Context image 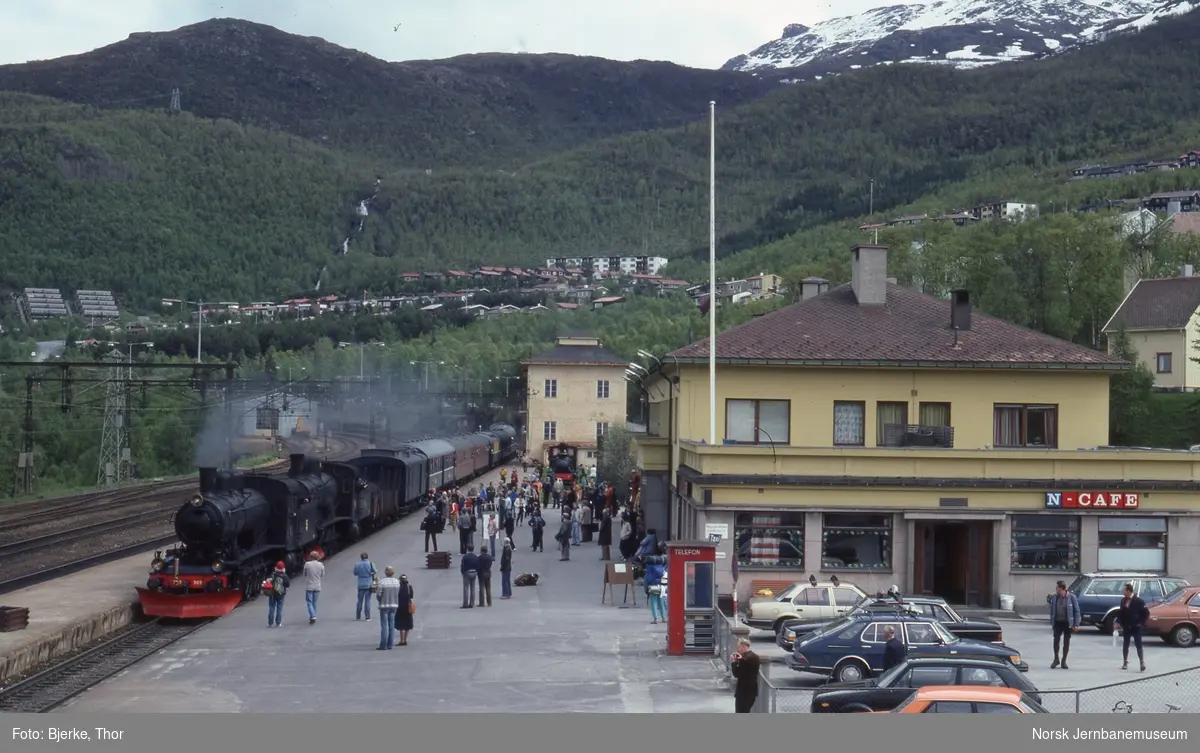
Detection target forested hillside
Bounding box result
[0,18,782,166]
[6,12,1200,304]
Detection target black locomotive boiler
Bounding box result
[138,454,377,618]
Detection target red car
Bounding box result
[1144,586,1200,647]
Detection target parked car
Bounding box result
[1048,573,1190,634]
[787,611,1028,683]
[1144,585,1200,647]
[743,575,866,634]
[810,657,1042,713]
[777,594,1005,652]
[888,686,1048,714]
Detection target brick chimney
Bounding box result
[800,277,829,301]
[851,245,888,306]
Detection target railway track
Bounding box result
[0,618,211,712]
[0,433,367,597]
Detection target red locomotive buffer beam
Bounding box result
[137,573,243,618]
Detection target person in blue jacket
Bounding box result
[644,550,667,625]
[353,552,376,621]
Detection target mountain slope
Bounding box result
[723,0,1158,76]
[0,18,782,166]
[5,9,1200,305]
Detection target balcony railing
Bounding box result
[881,423,954,449]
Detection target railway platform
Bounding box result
[0,551,155,685]
[59,466,735,713]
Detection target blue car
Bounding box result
[787,611,1028,684]
[1049,573,1190,634]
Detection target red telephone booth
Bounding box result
[666,540,717,656]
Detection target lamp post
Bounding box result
[338,341,385,380]
[127,341,154,380]
[162,298,222,363]
[410,360,444,391]
[495,374,521,397]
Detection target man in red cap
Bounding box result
[266,562,290,628]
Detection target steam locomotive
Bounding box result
[138,423,517,618]
[547,443,579,487]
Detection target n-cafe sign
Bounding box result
[1045,491,1140,510]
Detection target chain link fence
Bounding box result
[1034,666,1200,714]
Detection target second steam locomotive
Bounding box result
[138,424,517,618]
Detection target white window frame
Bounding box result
[543,421,557,441]
[544,379,558,398]
[597,379,610,399]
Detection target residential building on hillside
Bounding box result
[545,255,668,276]
[972,201,1038,222]
[1103,269,1200,392]
[1143,190,1200,213]
[1115,208,1161,239]
[631,243,1200,613]
[1166,212,1200,237]
[521,334,630,464]
[746,273,783,298]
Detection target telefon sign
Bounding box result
[1044,491,1140,510]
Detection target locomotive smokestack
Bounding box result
[198,467,218,493]
[289,453,305,476]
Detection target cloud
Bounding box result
[0,0,889,69]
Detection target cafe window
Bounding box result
[1098,517,1167,571]
[993,404,1058,448]
[1010,515,1079,571]
[734,512,804,569]
[725,399,790,444]
[822,513,891,570]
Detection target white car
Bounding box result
[743,578,866,634]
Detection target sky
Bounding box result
[0,0,895,69]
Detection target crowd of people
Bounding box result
[260,459,667,653]
[417,461,666,616]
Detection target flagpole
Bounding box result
[708,101,717,446]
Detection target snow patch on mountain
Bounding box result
[723,0,1166,77]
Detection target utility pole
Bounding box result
[224,368,235,470]
[368,377,377,448]
[18,376,35,496]
[97,349,127,486]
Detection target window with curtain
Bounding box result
[734,512,804,568]
[822,513,891,569]
[994,405,1058,448]
[1010,515,1079,571]
[1098,517,1167,571]
[877,401,908,445]
[833,402,865,446]
[724,399,790,444]
[919,402,951,427]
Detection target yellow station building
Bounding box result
[632,244,1200,611]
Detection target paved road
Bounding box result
[749,617,1200,713]
[59,503,733,713]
